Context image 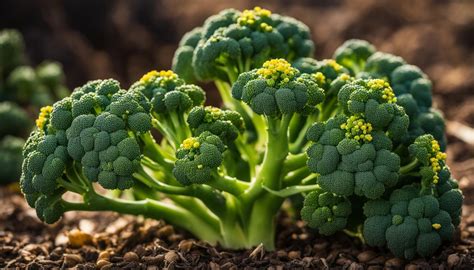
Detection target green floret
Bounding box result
[173,132,226,185]
[0,136,25,184]
[173,7,314,83]
[0,101,32,137]
[301,188,352,235]
[363,185,456,259]
[232,58,324,117]
[333,39,375,74]
[0,29,24,75]
[187,106,244,143]
[364,52,406,79]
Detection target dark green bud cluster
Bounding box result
[338,79,409,140]
[292,58,350,89]
[0,136,25,184]
[232,58,324,116]
[187,106,244,144]
[173,7,314,82]
[333,39,376,75]
[363,185,457,259]
[306,115,400,199]
[0,29,24,75]
[301,188,352,235]
[0,101,32,137]
[173,132,226,185]
[333,40,446,149]
[408,134,447,186]
[130,70,205,115]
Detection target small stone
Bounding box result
[157,225,174,237]
[63,254,84,267]
[96,259,111,269]
[357,250,377,263]
[98,250,111,261]
[368,256,386,265]
[447,254,460,268]
[178,240,194,252]
[405,264,419,270]
[164,251,179,263]
[367,266,383,270]
[68,229,93,248]
[385,257,404,268]
[336,257,352,266]
[348,262,364,270]
[288,250,301,260]
[123,251,139,262]
[276,250,287,258]
[313,241,329,251]
[143,255,164,264]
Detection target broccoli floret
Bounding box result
[363,185,456,259]
[232,58,324,117]
[333,39,375,75]
[301,188,352,235]
[173,132,226,185]
[0,29,24,76]
[0,136,25,184]
[0,101,32,137]
[173,7,314,83]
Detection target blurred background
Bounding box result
[0,0,473,170]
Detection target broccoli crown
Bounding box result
[338,79,409,140]
[187,106,244,143]
[20,79,153,223]
[434,167,463,226]
[173,7,314,82]
[232,58,324,116]
[306,79,410,199]
[173,132,226,185]
[363,52,406,79]
[36,61,65,89]
[363,185,457,259]
[333,39,376,74]
[130,70,205,115]
[0,136,25,184]
[408,135,447,185]
[0,101,32,137]
[0,29,24,73]
[301,188,352,235]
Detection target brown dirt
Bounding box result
[1,0,474,269]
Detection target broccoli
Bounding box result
[0,136,25,184]
[19,8,461,260]
[0,101,32,137]
[0,29,24,77]
[333,39,447,149]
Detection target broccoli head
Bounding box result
[173,132,226,185]
[363,185,456,259]
[0,101,32,137]
[333,39,376,75]
[0,29,24,75]
[173,7,314,82]
[0,136,25,184]
[301,188,352,235]
[232,58,324,117]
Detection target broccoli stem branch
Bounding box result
[283,152,308,174]
[283,166,312,186]
[208,172,249,196]
[65,192,223,244]
[399,158,419,175]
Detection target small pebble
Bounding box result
[288,250,301,260]
[385,257,404,268]
[348,262,364,270]
[96,259,111,269]
[178,240,194,252]
[68,229,93,248]
[98,251,110,261]
[358,250,377,263]
[276,250,287,258]
[165,250,179,263]
[63,254,83,267]
[368,255,386,265]
[143,255,164,264]
[405,263,419,270]
[447,254,460,268]
[157,225,174,237]
[123,251,139,262]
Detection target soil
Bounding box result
[1,0,474,269]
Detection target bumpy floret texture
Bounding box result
[232,58,324,116]
[173,7,314,82]
[333,40,446,149]
[363,185,459,259]
[173,132,226,185]
[187,106,244,144]
[301,189,352,235]
[130,70,205,115]
[0,136,25,184]
[0,101,32,137]
[338,79,409,140]
[306,115,400,199]
[333,39,375,75]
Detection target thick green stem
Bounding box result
[66,192,223,244]
[283,152,308,174]
[244,115,291,249]
[208,172,249,196]
[399,158,419,175]
[283,166,311,186]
